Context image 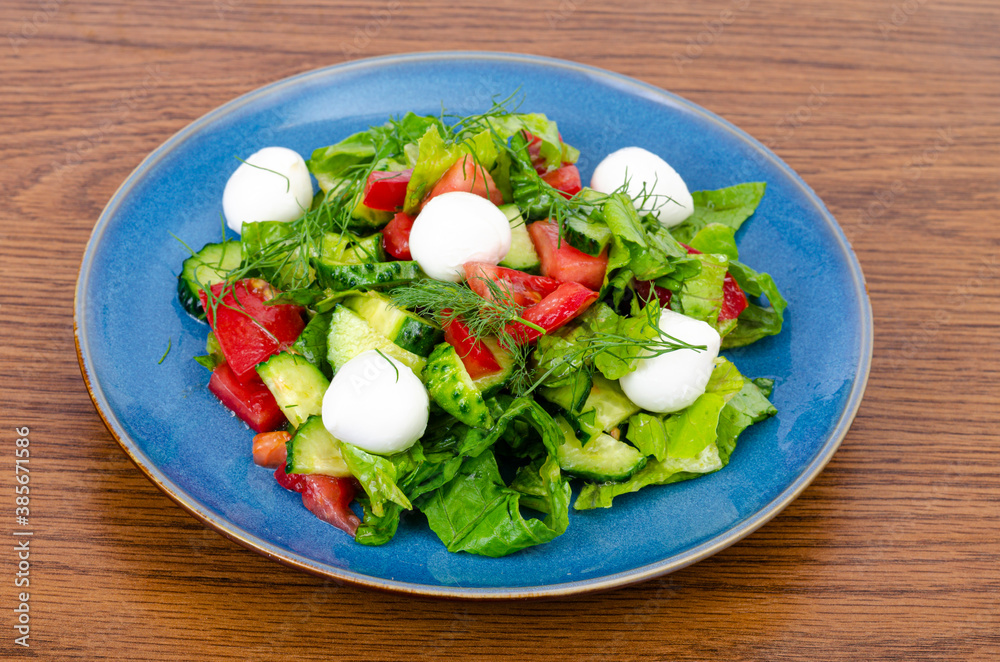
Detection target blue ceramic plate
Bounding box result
[75,52,872,599]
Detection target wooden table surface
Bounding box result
[2,0,998,659]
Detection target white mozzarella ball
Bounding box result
[409,192,511,282]
[619,309,722,414]
[590,146,694,228]
[322,350,429,455]
[222,146,314,234]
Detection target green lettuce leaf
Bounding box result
[307,113,443,194]
[723,260,788,348]
[402,126,499,214]
[307,130,377,194]
[716,380,777,466]
[577,357,775,509]
[670,182,767,244]
[575,443,724,510]
[339,443,412,517]
[289,311,333,378]
[688,223,739,261]
[416,451,570,557]
[672,252,728,325]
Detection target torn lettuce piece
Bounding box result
[575,443,724,510]
[307,112,442,194]
[339,442,412,517]
[577,357,776,509]
[669,182,767,244]
[402,126,498,213]
[724,259,788,348]
[671,251,728,326]
[416,451,570,557]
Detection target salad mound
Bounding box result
[178,96,787,558]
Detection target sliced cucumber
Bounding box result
[351,199,393,229]
[326,305,427,374]
[345,292,442,357]
[320,232,353,263]
[320,231,386,265]
[498,204,541,271]
[576,375,641,435]
[423,343,493,429]
[285,416,352,477]
[341,233,386,264]
[177,241,243,319]
[256,352,330,428]
[553,416,646,482]
[314,260,422,291]
[471,338,515,397]
[539,371,594,413]
[563,214,612,257]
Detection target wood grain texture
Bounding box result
[1,0,998,659]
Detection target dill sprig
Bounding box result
[389,278,545,339]
[520,303,708,397]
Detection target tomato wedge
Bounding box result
[541,164,582,199]
[682,244,748,321]
[382,211,416,260]
[252,431,291,468]
[463,262,561,307]
[720,273,748,321]
[507,281,599,343]
[362,169,412,211]
[443,317,502,379]
[208,361,287,433]
[200,279,305,383]
[423,155,503,208]
[274,464,361,536]
[527,219,608,291]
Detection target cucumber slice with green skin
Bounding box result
[314,260,422,291]
[498,204,541,271]
[326,305,427,374]
[351,199,393,229]
[320,232,353,263]
[539,371,594,413]
[321,231,386,265]
[423,343,493,429]
[256,352,330,429]
[553,415,646,482]
[177,241,243,319]
[562,213,612,257]
[341,233,386,264]
[285,416,352,477]
[472,338,515,397]
[345,292,442,357]
[575,375,641,436]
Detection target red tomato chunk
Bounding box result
[362,169,412,211]
[506,282,599,344]
[463,262,561,307]
[274,464,361,536]
[423,155,503,208]
[443,317,503,379]
[208,362,286,433]
[527,219,608,291]
[382,212,416,260]
[200,278,305,383]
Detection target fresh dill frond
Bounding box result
[389,279,543,339]
[234,156,292,193]
[519,303,708,396]
[374,348,400,382]
[158,338,172,365]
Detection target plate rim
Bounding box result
[74,50,873,600]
